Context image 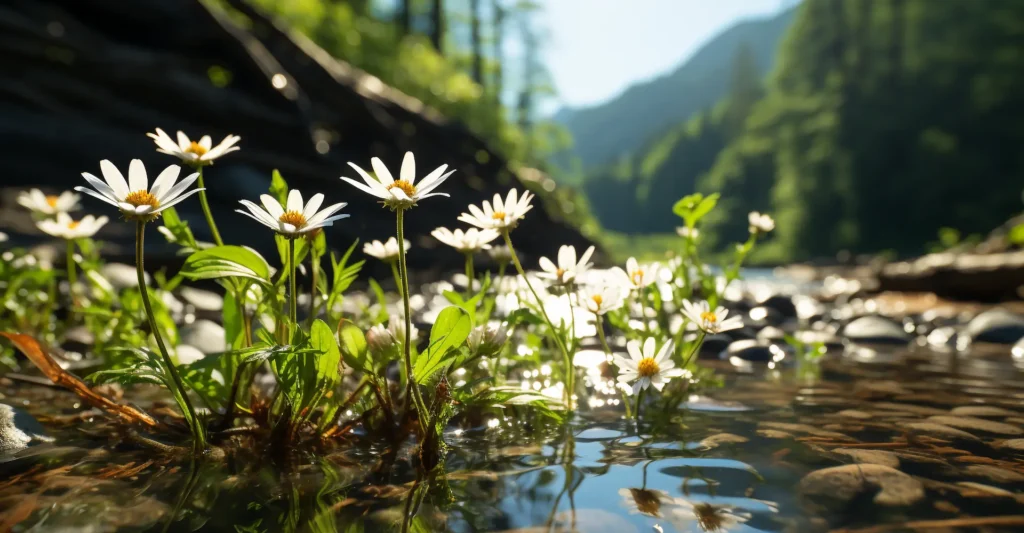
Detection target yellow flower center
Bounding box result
[491,211,506,220]
[631,270,644,285]
[637,357,659,378]
[278,210,307,229]
[385,180,416,197]
[700,311,718,323]
[124,190,160,208]
[556,267,566,278]
[591,294,603,306]
[185,141,208,156]
[67,220,81,230]
[45,195,59,208]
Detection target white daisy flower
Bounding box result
[387,315,419,347]
[36,212,109,240]
[488,245,513,264]
[363,237,408,262]
[611,257,659,290]
[341,152,454,210]
[147,128,241,166]
[0,232,7,242]
[458,189,535,231]
[578,284,624,315]
[537,245,595,285]
[236,190,348,237]
[431,227,500,253]
[748,211,775,234]
[681,300,744,334]
[615,337,683,395]
[75,160,203,222]
[676,226,699,239]
[18,189,80,215]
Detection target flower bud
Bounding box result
[387,315,419,348]
[488,245,513,265]
[366,324,397,356]
[468,323,509,357]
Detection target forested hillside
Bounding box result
[553,8,795,173]
[584,0,1024,261]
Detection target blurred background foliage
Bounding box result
[207,0,1024,264]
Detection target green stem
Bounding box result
[136,221,206,450]
[288,238,297,328]
[634,386,646,422]
[397,209,429,429]
[679,330,706,371]
[464,252,475,298]
[596,315,612,355]
[66,238,78,312]
[308,246,319,328]
[501,231,574,409]
[195,166,223,246]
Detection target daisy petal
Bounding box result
[99,160,129,199]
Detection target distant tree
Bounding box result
[491,0,506,103]
[398,0,412,37]
[430,0,445,53]
[469,0,483,85]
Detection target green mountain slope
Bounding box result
[554,8,796,171]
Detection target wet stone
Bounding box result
[965,309,1024,344]
[724,339,775,362]
[179,319,227,355]
[963,464,1024,483]
[759,422,853,440]
[950,405,1017,418]
[956,482,1015,497]
[759,294,798,319]
[1,403,52,454]
[180,286,224,312]
[837,409,873,420]
[175,344,206,365]
[842,316,911,344]
[756,325,788,342]
[697,333,733,359]
[927,415,1023,436]
[902,422,982,442]
[101,263,149,290]
[994,438,1024,450]
[799,464,925,507]
[833,449,900,468]
[700,433,750,449]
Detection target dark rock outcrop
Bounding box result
[0,0,591,274]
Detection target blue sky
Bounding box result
[530,0,788,112]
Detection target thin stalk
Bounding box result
[195,166,224,246]
[679,330,706,370]
[501,231,574,409]
[288,238,297,328]
[66,239,78,310]
[634,386,646,421]
[136,221,206,450]
[308,246,320,327]
[396,209,429,429]
[464,252,475,298]
[596,315,612,355]
[566,291,577,409]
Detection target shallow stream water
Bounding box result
[3,341,1024,532]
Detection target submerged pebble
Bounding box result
[799,464,925,507]
[0,403,52,455]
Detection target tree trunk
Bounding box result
[492,0,505,103]
[470,0,483,85]
[398,0,411,37]
[430,0,444,53]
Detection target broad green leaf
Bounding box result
[182,246,271,285]
[223,290,245,350]
[1009,223,1024,245]
[309,319,341,389]
[691,193,719,222]
[338,321,370,373]
[414,306,471,384]
[159,206,199,251]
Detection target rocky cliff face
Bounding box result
[0,0,590,272]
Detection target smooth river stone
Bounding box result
[0,404,52,454]
[833,449,900,468]
[964,309,1024,344]
[949,405,1018,418]
[927,415,1023,436]
[799,464,925,506]
[842,316,911,344]
[901,422,981,442]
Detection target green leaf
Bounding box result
[691,193,719,222]
[223,290,244,350]
[309,319,341,390]
[507,308,544,327]
[338,322,370,373]
[414,306,471,384]
[269,169,288,205]
[275,234,309,278]
[181,246,272,285]
[1009,223,1024,245]
[159,206,199,251]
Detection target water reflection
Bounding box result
[3,341,1024,531]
